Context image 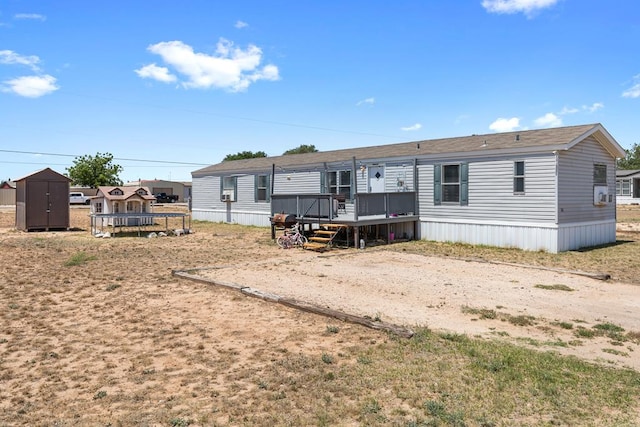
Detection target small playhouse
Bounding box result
[15,168,71,231]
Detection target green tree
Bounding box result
[223,151,267,161]
[283,144,318,155]
[618,143,640,169]
[66,152,123,188]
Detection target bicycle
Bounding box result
[277,223,308,249]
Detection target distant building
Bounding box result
[616,169,640,204]
[123,179,190,202]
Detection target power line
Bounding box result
[0,149,210,166]
[61,91,402,140]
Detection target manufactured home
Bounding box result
[616,169,640,204]
[192,123,625,253]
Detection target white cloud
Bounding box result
[534,112,562,127]
[0,50,41,71]
[584,102,603,113]
[14,13,46,21]
[401,123,422,131]
[235,20,248,29]
[622,74,640,98]
[489,117,520,132]
[2,75,58,97]
[139,38,279,92]
[134,63,177,83]
[481,0,558,16]
[559,106,579,115]
[356,97,375,106]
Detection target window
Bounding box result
[255,174,270,202]
[434,163,468,206]
[618,179,631,196]
[95,202,102,213]
[442,165,460,203]
[593,164,607,185]
[113,202,120,213]
[221,176,237,201]
[514,161,525,194]
[327,170,352,199]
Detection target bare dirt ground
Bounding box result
[1,205,639,425]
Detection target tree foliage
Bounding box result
[223,151,267,161]
[66,152,123,188]
[283,144,318,155]
[617,143,640,170]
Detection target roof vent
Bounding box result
[515,134,520,142]
[481,140,488,148]
[416,143,420,149]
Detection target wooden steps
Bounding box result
[304,224,347,252]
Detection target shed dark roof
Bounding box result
[193,123,623,176]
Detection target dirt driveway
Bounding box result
[191,248,640,371]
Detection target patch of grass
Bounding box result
[602,348,629,357]
[105,283,121,291]
[64,251,97,267]
[535,283,575,291]
[575,327,597,338]
[551,321,574,330]
[461,305,497,319]
[504,314,537,327]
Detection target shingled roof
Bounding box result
[193,123,624,176]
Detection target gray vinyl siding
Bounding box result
[274,171,321,194]
[192,175,219,210]
[354,163,415,193]
[234,175,271,213]
[418,154,557,223]
[558,137,616,223]
[385,164,415,192]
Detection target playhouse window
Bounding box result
[593,164,607,185]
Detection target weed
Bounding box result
[535,284,574,291]
[105,283,121,291]
[170,418,192,427]
[357,355,372,365]
[321,353,334,364]
[326,325,339,334]
[593,323,625,334]
[551,321,574,329]
[462,305,497,319]
[93,390,107,400]
[505,314,536,327]
[602,348,629,357]
[64,251,97,267]
[575,327,596,338]
[361,399,382,415]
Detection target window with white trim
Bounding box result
[255,174,270,202]
[514,161,525,194]
[442,164,460,203]
[328,170,351,199]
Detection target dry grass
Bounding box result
[1,205,640,425]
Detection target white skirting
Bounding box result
[420,218,616,253]
[192,208,271,227]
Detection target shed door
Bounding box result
[27,181,49,228]
[26,180,69,229]
[48,181,69,228]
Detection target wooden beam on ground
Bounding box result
[172,268,414,338]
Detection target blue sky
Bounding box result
[1,0,639,183]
